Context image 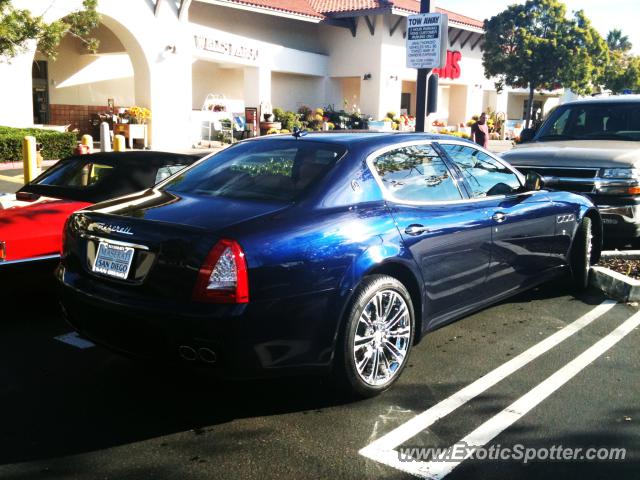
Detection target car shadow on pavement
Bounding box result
[0,346,352,466]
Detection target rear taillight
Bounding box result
[192,239,249,303]
[0,241,6,262]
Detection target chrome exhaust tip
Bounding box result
[197,347,217,364]
[178,345,197,361]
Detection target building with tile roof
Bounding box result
[2,0,561,149]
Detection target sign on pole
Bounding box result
[406,13,448,70]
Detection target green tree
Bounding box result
[601,29,639,93]
[606,29,632,52]
[602,51,640,93]
[483,0,608,128]
[0,0,99,60]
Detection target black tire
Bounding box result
[570,216,593,291]
[333,274,415,398]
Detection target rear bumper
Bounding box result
[57,267,340,378]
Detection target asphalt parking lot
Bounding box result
[0,277,638,480]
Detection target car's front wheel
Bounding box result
[570,216,593,290]
[334,274,415,398]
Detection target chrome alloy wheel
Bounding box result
[353,289,411,386]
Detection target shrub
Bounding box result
[449,131,471,140]
[0,126,76,162]
[273,109,302,132]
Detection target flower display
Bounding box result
[127,106,151,124]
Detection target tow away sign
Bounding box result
[406,13,448,69]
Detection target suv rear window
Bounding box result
[161,140,346,202]
[538,102,640,141]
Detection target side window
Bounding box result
[155,165,186,184]
[440,144,521,198]
[550,108,571,135]
[372,144,463,203]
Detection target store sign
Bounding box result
[194,35,259,62]
[433,50,462,80]
[406,13,448,69]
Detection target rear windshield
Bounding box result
[538,102,640,141]
[33,160,115,188]
[161,140,347,202]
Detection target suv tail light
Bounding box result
[192,239,249,303]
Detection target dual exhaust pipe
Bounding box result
[178,345,217,364]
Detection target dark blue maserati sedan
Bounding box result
[57,133,601,397]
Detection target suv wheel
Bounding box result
[570,216,593,290]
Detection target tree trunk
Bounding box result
[525,83,535,129]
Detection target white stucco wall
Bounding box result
[271,73,324,112]
[192,61,244,109]
[41,27,135,107]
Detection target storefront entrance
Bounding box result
[32,60,49,125]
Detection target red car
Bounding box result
[0,151,200,268]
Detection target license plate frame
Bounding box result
[92,241,135,280]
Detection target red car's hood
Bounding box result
[0,195,91,262]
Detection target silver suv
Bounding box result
[502,96,640,242]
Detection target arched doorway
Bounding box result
[31,13,151,141]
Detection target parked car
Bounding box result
[57,133,601,397]
[0,151,200,269]
[503,96,640,243]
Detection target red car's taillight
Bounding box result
[0,241,6,262]
[192,239,249,304]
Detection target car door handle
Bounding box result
[404,224,430,236]
[492,212,507,223]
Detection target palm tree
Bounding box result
[607,29,632,52]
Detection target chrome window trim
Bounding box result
[365,139,532,207]
[79,233,150,251]
[437,139,526,185]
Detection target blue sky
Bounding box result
[437,0,640,54]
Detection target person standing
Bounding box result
[471,112,489,149]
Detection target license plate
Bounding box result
[92,241,135,279]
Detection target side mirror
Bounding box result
[524,171,543,191]
[520,128,536,143]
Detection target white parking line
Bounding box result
[359,299,617,474]
[412,309,640,479]
[54,332,95,349]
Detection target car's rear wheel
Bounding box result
[570,216,593,290]
[334,274,415,398]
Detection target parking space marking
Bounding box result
[54,332,96,349]
[359,299,617,473]
[409,309,640,480]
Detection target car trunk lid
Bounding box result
[64,190,289,300]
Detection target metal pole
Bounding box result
[414,0,431,133]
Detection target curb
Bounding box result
[601,250,640,260]
[590,266,640,302]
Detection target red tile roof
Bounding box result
[224,0,324,18]
[222,0,485,29]
[308,0,381,13]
